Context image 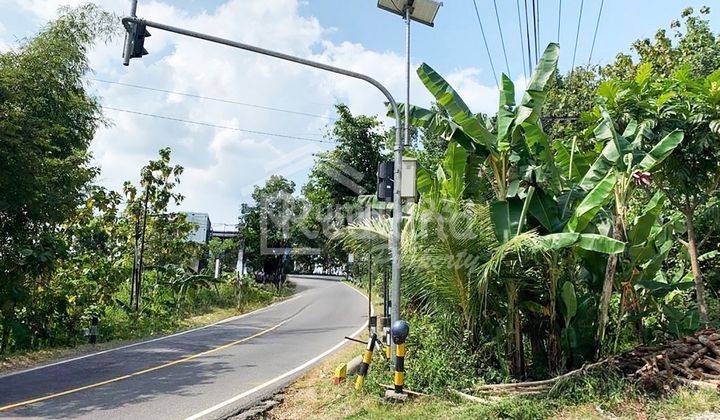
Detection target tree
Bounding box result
[304,104,388,205]
[0,5,113,352]
[121,147,194,310]
[589,8,720,324]
[240,176,298,275]
[298,104,390,272]
[600,65,720,324]
[208,237,239,276]
[363,44,626,376]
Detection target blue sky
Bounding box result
[303,0,720,82]
[0,1,718,224]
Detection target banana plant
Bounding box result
[562,105,684,352]
[392,43,561,242]
[410,44,560,376]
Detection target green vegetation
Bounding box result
[0,6,291,358]
[331,4,720,406]
[270,334,720,419]
[2,3,720,418]
[239,104,390,276]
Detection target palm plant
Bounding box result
[336,142,498,342]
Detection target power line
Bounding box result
[472,0,499,86]
[88,78,338,121]
[531,0,539,64]
[102,106,335,144]
[571,0,585,71]
[492,0,511,76]
[588,0,605,66]
[515,0,528,81]
[536,0,541,55]
[523,0,533,75]
[557,0,562,43]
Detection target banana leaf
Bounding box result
[449,121,486,159]
[515,43,560,127]
[579,117,630,190]
[639,239,674,282]
[575,233,625,254]
[566,172,617,233]
[386,103,436,128]
[561,281,578,327]
[553,139,590,182]
[628,191,665,246]
[528,190,564,232]
[416,166,435,196]
[638,130,684,170]
[417,63,496,154]
[490,198,523,244]
[441,141,468,200]
[497,74,515,152]
[537,232,625,254]
[521,121,560,189]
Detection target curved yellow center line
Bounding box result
[0,308,306,413]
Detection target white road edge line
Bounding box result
[0,291,306,380]
[185,280,369,420]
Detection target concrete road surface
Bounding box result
[0,275,367,419]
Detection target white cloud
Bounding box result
[0,22,7,51]
[11,0,502,224]
[9,0,127,21]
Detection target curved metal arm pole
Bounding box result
[121,16,404,358]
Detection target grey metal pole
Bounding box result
[122,0,139,66]
[387,4,412,362]
[405,7,411,149]
[121,16,404,360]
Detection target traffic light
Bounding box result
[123,22,151,65]
[376,160,394,202]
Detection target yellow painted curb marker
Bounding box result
[354,333,377,391]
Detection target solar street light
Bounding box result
[377,0,442,27]
[377,0,441,363]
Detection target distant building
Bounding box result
[183,212,212,244]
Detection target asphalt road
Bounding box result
[0,275,367,419]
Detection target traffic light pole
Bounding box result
[122,1,138,66]
[121,14,404,361]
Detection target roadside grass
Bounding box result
[270,280,720,419]
[0,281,295,375]
[270,341,720,420]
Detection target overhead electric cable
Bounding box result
[523,0,533,75]
[536,0,541,54]
[472,0,499,86]
[102,106,334,144]
[588,0,605,65]
[492,0,511,76]
[88,78,337,121]
[557,0,562,43]
[571,0,585,71]
[515,0,528,81]
[531,0,539,64]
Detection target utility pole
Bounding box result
[122,0,139,66]
[122,4,404,360]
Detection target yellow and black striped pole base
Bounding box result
[393,342,406,393]
[355,333,377,390]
